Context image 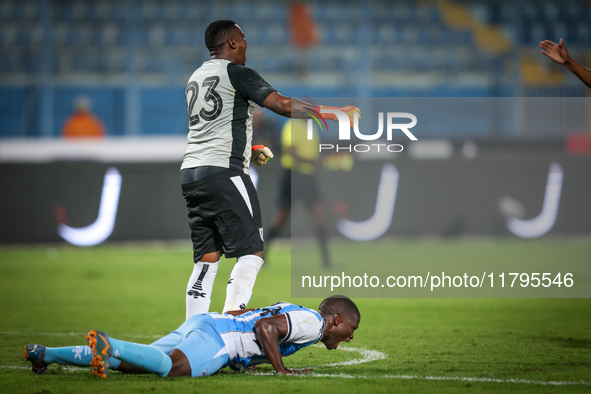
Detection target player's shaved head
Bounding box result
[319,296,360,322]
[205,20,239,52]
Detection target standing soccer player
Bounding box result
[182,20,358,318]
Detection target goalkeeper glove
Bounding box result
[315,105,360,128]
[251,145,274,166]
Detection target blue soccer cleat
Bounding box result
[87,330,113,379]
[24,344,49,375]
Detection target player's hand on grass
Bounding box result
[540,38,570,65]
[316,105,361,128]
[251,145,274,166]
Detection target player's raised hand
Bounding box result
[540,38,570,65]
[251,144,274,166]
[316,105,361,128]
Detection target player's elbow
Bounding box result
[255,319,280,339]
[254,318,270,332]
[263,93,292,118]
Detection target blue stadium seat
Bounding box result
[148,24,167,46]
[164,3,183,21]
[228,3,256,21]
[451,29,473,46]
[522,2,542,21]
[402,26,419,45]
[372,4,397,23]
[106,53,125,73]
[332,25,354,45]
[440,28,453,45]
[542,2,559,22]
[20,52,37,73]
[181,3,204,22]
[71,3,86,21]
[83,3,97,21]
[143,56,164,73]
[10,2,25,20]
[0,2,11,20]
[15,28,31,46]
[52,24,69,46]
[575,23,590,45]
[187,30,202,47]
[0,54,10,73]
[56,4,74,21]
[23,1,39,20]
[266,24,287,45]
[442,53,461,73]
[375,24,397,45]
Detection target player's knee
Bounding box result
[252,250,265,260]
[200,251,221,263]
[166,349,192,377]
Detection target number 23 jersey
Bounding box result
[182,59,276,174]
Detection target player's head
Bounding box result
[205,20,247,65]
[318,295,360,350]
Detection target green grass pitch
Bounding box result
[1,240,590,393]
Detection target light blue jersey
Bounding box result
[211,302,324,370]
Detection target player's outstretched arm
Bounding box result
[254,315,304,375]
[540,39,591,88]
[262,92,360,127]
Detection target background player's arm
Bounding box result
[254,314,302,375]
[540,39,591,88]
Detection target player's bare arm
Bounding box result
[254,314,303,375]
[540,39,591,88]
[224,309,256,316]
[262,92,360,127]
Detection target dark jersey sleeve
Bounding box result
[227,63,277,107]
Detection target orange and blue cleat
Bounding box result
[87,330,113,379]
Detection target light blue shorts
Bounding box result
[150,314,228,377]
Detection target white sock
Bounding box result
[222,255,264,313]
[186,260,219,320]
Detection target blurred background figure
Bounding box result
[62,96,106,138]
[287,1,319,77]
[265,118,332,268]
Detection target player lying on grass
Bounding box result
[24,296,360,378]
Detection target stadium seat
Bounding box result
[575,23,590,45]
[266,24,287,45]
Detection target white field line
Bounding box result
[248,372,590,386]
[2,331,161,339]
[4,331,589,386]
[3,365,87,372]
[308,344,388,367]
